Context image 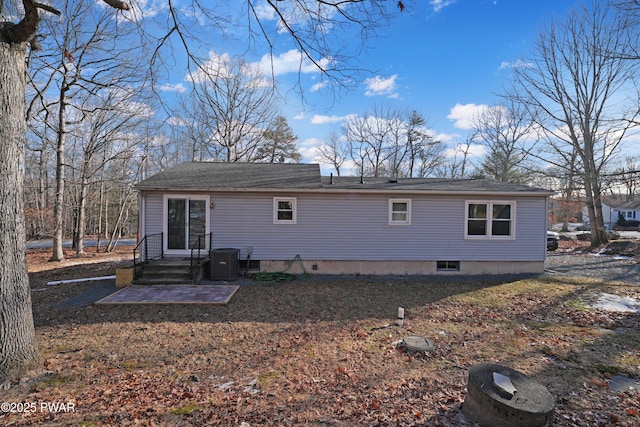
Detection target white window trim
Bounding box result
[389,198,411,225]
[273,197,297,224]
[464,200,516,240]
[162,194,210,255]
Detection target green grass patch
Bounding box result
[31,373,75,392]
[169,403,202,415]
[257,370,281,387]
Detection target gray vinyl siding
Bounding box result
[207,192,546,262]
[143,192,163,236]
[140,190,547,262]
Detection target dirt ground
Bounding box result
[0,246,639,426]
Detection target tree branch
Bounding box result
[102,0,130,11]
[2,0,40,43]
[34,2,61,16]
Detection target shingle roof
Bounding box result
[320,175,550,193]
[136,162,552,195]
[135,162,322,190]
[615,199,640,210]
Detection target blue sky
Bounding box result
[158,1,581,173]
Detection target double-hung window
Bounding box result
[274,197,296,224]
[389,199,411,225]
[465,201,515,239]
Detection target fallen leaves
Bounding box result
[5,259,640,426]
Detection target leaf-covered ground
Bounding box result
[1,247,639,426]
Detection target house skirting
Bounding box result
[260,260,545,276]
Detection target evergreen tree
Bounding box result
[258,116,301,163]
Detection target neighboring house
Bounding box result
[582,198,640,229]
[612,199,640,225]
[135,162,553,275]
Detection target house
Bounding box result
[609,199,640,227]
[582,198,640,229]
[134,162,553,276]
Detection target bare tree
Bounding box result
[171,95,216,162]
[175,56,279,162]
[343,105,443,177]
[436,137,476,179]
[314,131,349,176]
[23,128,53,239]
[343,105,401,177]
[620,157,640,199]
[471,99,538,183]
[26,0,145,261]
[67,89,147,254]
[416,138,447,178]
[607,156,640,200]
[510,1,640,247]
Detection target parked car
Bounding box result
[547,231,559,251]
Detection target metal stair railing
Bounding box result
[133,233,163,279]
[190,232,212,279]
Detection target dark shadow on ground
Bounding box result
[31,262,537,327]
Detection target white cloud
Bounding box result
[433,131,460,144]
[256,1,339,35]
[253,2,277,20]
[187,51,275,90]
[256,49,332,77]
[447,103,489,130]
[444,143,486,159]
[298,138,324,163]
[167,116,188,127]
[107,87,155,118]
[311,80,328,92]
[158,83,187,94]
[430,0,456,13]
[299,137,324,148]
[364,74,399,98]
[188,51,235,83]
[189,49,331,89]
[498,59,533,70]
[311,114,346,125]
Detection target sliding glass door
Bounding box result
[166,196,208,251]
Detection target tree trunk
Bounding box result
[106,188,134,252]
[74,172,89,255]
[50,78,68,261]
[0,39,38,382]
[583,153,608,247]
[97,168,105,252]
[37,149,48,236]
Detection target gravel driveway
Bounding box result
[545,252,640,284]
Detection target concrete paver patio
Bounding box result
[96,284,239,305]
